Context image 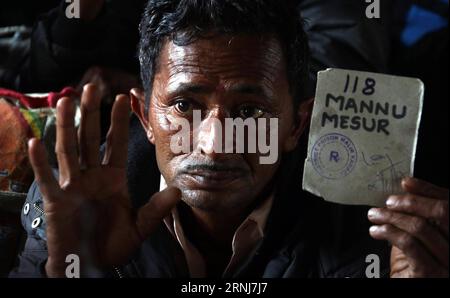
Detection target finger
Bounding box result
[386,194,449,236]
[402,177,449,200]
[136,187,181,240]
[368,208,448,268]
[28,138,60,201]
[56,97,80,184]
[369,224,444,276]
[102,95,130,168]
[78,84,101,168]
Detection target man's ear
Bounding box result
[283,97,314,152]
[130,88,155,144]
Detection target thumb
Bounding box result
[402,177,448,200]
[135,186,181,240]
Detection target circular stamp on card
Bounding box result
[311,133,357,179]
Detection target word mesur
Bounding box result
[321,75,408,136]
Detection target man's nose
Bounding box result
[194,109,228,158]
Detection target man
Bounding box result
[11,0,448,278]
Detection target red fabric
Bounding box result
[0,101,33,192]
[0,87,78,108]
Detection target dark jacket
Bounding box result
[13,0,146,92]
[9,116,391,278]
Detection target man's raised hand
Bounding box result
[28,84,180,277]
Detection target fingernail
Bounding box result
[27,138,41,149]
[367,208,377,218]
[369,226,379,233]
[402,176,415,186]
[386,196,396,207]
[83,83,96,91]
[163,186,181,198]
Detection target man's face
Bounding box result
[134,34,306,213]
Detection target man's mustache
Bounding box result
[177,157,249,174]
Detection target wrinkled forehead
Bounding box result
[156,34,287,89]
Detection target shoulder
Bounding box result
[21,180,47,243]
[9,178,52,277]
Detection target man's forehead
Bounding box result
[157,34,287,92]
[165,34,283,59]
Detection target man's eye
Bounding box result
[238,106,265,119]
[174,100,193,114]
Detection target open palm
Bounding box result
[28,84,180,277]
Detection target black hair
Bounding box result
[138,0,310,113]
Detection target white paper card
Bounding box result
[302,68,424,207]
